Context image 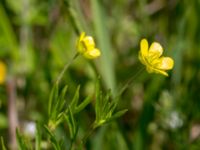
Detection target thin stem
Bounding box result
[69,139,74,150]
[63,0,82,35]
[81,129,93,145]
[81,123,96,146]
[64,0,100,80]
[117,66,145,96]
[55,53,79,85]
[6,77,18,150]
[88,61,99,77]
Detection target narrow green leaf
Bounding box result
[95,78,100,111]
[95,78,101,121]
[75,96,91,113]
[1,137,7,150]
[64,109,77,140]
[108,109,128,122]
[58,85,68,111]
[69,85,80,112]
[54,112,65,127]
[48,83,59,117]
[54,85,68,114]
[35,123,41,150]
[64,115,72,139]
[44,125,61,150]
[102,90,112,114]
[108,101,117,115]
[16,129,28,150]
[109,96,120,115]
[51,85,60,119]
[0,4,19,60]
[69,109,76,136]
[91,0,116,93]
[96,91,103,122]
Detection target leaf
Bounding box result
[108,100,118,116]
[94,79,127,127]
[102,90,112,116]
[35,123,41,150]
[56,85,68,113]
[48,83,59,117]
[91,0,116,93]
[75,96,91,113]
[108,109,128,122]
[64,109,78,140]
[95,78,101,121]
[16,128,29,150]
[69,85,80,112]
[48,84,69,129]
[0,4,18,59]
[1,137,7,150]
[44,125,61,150]
[54,112,65,127]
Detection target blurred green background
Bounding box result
[1,0,200,149]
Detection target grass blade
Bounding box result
[1,137,7,150]
[91,0,116,93]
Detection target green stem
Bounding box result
[56,53,79,85]
[88,60,99,77]
[63,0,82,35]
[69,138,75,150]
[81,123,97,146]
[64,0,100,79]
[117,66,145,96]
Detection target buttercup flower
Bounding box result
[0,61,6,84]
[76,32,101,59]
[139,38,174,76]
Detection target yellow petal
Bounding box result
[83,36,95,50]
[148,42,163,59]
[0,62,6,84]
[138,51,147,65]
[146,66,169,76]
[139,39,149,65]
[154,57,174,70]
[84,48,101,59]
[145,56,173,76]
[80,32,86,41]
[76,33,96,53]
[76,32,86,53]
[140,38,148,57]
[153,69,168,76]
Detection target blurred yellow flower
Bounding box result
[76,32,101,59]
[139,38,174,76]
[0,61,6,84]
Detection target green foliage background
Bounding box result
[1,0,200,149]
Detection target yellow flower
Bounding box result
[139,38,174,76]
[0,61,6,84]
[76,32,101,59]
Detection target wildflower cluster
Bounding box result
[76,33,174,76]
